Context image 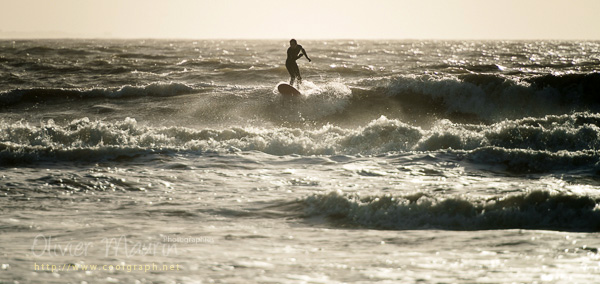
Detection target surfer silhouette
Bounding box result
[286,39,311,87]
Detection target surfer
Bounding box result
[286,39,311,87]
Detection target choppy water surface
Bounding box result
[1,39,600,283]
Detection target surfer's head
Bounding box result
[290,39,297,47]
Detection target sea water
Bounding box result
[1,39,600,283]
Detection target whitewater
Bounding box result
[1,39,600,283]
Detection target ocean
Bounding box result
[1,39,600,283]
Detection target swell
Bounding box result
[300,190,600,231]
[0,83,205,107]
[14,46,95,56]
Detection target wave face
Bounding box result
[302,190,600,231]
[376,73,600,122]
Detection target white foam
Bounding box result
[1,113,599,173]
[284,80,352,121]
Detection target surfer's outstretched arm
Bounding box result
[301,48,311,62]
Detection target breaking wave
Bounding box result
[302,190,600,231]
[370,72,600,121]
[1,113,599,173]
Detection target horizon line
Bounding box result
[1,36,599,42]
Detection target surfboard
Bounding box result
[277,83,301,97]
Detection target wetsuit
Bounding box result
[286,45,303,85]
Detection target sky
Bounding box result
[1,0,599,40]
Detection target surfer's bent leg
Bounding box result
[294,64,301,86]
[285,61,302,86]
[286,60,296,85]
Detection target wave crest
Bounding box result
[302,190,600,231]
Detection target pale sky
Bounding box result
[1,0,599,40]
